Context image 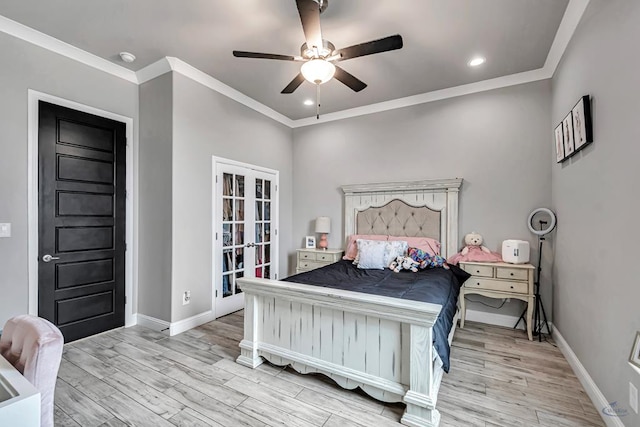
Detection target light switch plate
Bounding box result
[0,223,11,238]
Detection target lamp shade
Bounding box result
[315,216,331,234]
[301,59,336,85]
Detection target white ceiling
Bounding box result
[0,0,571,121]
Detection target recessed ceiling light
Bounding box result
[303,99,314,106]
[468,56,486,67]
[119,52,136,63]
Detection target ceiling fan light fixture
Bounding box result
[301,59,336,84]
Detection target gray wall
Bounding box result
[0,32,138,328]
[551,0,640,424]
[292,80,552,318]
[138,73,173,321]
[171,72,293,322]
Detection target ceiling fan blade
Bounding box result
[334,35,403,61]
[233,51,298,61]
[281,73,306,94]
[296,0,323,52]
[334,66,367,92]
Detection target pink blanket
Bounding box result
[447,246,503,265]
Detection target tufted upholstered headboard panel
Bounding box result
[341,179,463,258]
[355,199,441,240]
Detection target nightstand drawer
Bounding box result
[299,251,316,261]
[298,261,324,270]
[462,264,494,278]
[466,278,528,293]
[496,267,528,281]
[316,252,337,262]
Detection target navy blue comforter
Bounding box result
[283,260,470,372]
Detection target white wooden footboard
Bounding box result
[236,277,446,427]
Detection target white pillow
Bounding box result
[356,239,387,269]
[355,239,408,270]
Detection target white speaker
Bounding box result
[502,240,530,264]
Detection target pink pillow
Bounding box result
[343,234,388,260]
[388,235,441,256]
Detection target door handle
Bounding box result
[42,254,60,263]
[245,243,255,248]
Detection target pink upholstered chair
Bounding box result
[0,315,64,427]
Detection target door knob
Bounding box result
[42,254,60,263]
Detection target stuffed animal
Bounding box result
[407,247,450,270]
[401,256,420,273]
[389,255,419,273]
[447,231,503,265]
[388,256,403,273]
[461,232,491,255]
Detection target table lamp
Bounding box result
[315,216,331,250]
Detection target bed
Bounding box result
[236,178,463,427]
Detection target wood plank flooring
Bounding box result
[54,313,604,427]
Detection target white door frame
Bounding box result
[212,156,279,318]
[27,90,137,327]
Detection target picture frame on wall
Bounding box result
[572,95,593,151]
[630,331,640,370]
[554,123,565,163]
[305,236,316,249]
[562,112,575,159]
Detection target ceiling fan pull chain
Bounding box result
[316,84,321,119]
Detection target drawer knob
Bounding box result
[476,270,480,273]
[510,286,514,289]
[510,273,514,276]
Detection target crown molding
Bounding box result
[291,67,550,128]
[543,0,591,74]
[0,15,137,83]
[165,57,295,128]
[1,0,589,128]
[136,57,172,84]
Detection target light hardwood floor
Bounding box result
[54,312,605,427]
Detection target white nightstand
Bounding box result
[459,261,535,341]
[296,248,343,273]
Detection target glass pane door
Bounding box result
[221,172,246,298]
[254,177,273,280]
[214,161,277,318]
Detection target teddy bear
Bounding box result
[447,231,503,265]
[461,232,491,255]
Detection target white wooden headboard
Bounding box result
[341,179,463,258]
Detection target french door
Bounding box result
[214,159,278,318]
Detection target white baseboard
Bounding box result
[553,327,622,427]
[134,311,216,336]
[136,313,171,335]
[169,310,216,336]
[125,313,137,328]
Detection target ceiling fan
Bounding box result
[232,0,403,117]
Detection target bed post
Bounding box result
[237,294,264,368]
[401,324,440,427]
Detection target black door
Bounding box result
[38,101,126,342]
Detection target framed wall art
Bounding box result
[554,123,565,163]
[572,95,593,152]
[630,331,640,370]
[562,112,575,159]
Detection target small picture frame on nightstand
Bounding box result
[305,236,316,249]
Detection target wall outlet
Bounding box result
[182,291,191,305]
[0,223,11,238]
[630,382,638,414]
